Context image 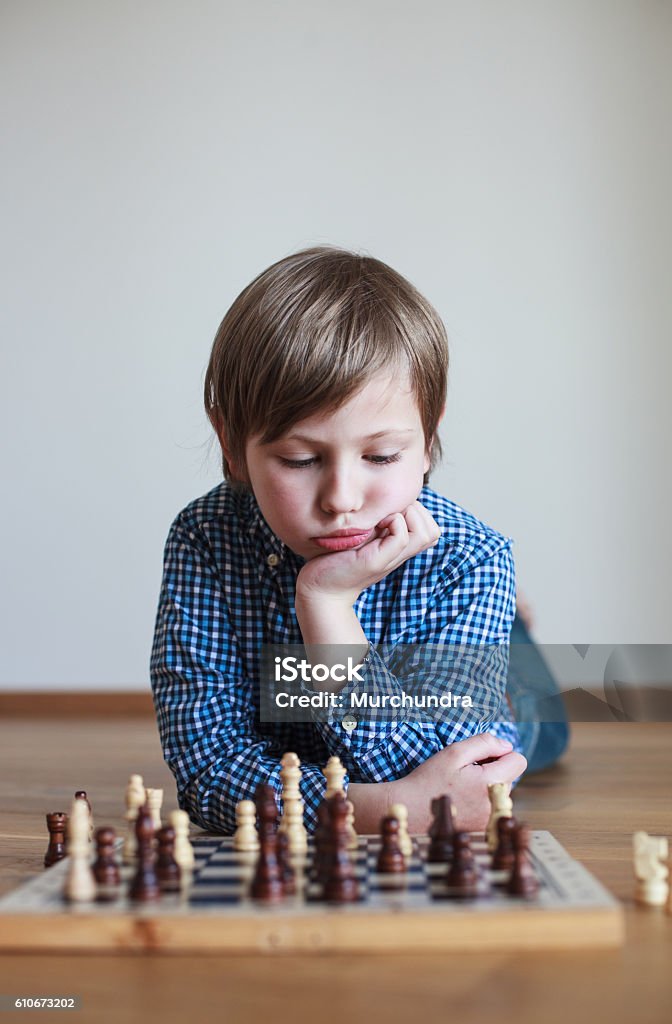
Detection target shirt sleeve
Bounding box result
[150,516,331,835]
[299,537,521,782]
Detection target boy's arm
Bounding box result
[150,517,333,835]
[291,505,525,828]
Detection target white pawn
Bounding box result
[146,788,163,831]
[323,756,346,799]
[486,782,513,852]
[233,800,260,853]
[345,799,358,851]
[63,798,96,902]
[123,774,146,864]
[390,802,413,859]
[633,831,669,906]
[169,809,195,872]
[284,800,308,856]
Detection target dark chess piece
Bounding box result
[93,827,121,885]
[446,832,479,896]
[254,783,279,832]
[156,826,181,893]
[507,823,539,898]
[427,794,455,863]
[376,816,406,874]
[129,803,160,902]
[312,800,332,884]
[323,794,359,904]
[250,787,284,903]
[276,831,296,895]
[44,812,68,867]
[492,815,517,872]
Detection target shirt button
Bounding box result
[341,713,357,733]
[266,553,281,567]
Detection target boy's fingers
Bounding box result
[453,733,514,768]
[480,751,528,784]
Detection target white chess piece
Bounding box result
[169,809,195,872]
[633,831,669,906]
[323,756,346,799]
[279,752,308,854]
[63,798,96,902]
[123,774,146,864]
[233,800,260,853]
[486,782,513,852]
[390,802,413,858]
[146,788,164,831]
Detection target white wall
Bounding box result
[1,0,670,689]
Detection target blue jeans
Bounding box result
[507,614,570,773]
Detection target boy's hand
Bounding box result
[296,501,441,606]
[396,734,527,833]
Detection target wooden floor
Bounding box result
[1,716,671,1024]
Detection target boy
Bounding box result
[151,246,532,837]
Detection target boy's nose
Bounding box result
[319,467,363,515]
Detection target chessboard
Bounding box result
[0,831,624,953]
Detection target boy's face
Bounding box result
[239,372,433,560]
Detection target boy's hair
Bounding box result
[204,246,448,488]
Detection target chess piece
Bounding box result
[123,774,146,864]
[344,799,358,851]
[44,812,68,867]
[93,827,121,886]
[156,826,181,893]
[129,804,160,902]
[283,800,308,856]
[276,831,296,895]
[233,799,260,853]
[446,832,479,896]
[389,803,413,859]
[146,788,164,831]
[279,752,308,854]
[492,815,517,872]
[74,791,94,842]
[63,798,96,902]
[633,831,669,906]
[486,782,513,852]
[507,823,539,898]
[250,786,284,903]
[376,816,406,874]
[323,756,346,799]
[312,800,333,884]
[427,795,455,863]
[323,794,359,903]
[169,809,195,872]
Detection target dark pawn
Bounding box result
[323,794,359,904]
[427,795,455,863]
[276,831,296,895]
[44,812,68,867]
[507,823,539,898]
[254,783,279,833]
[155,826,181,893]
[312,800,332,884]
[492,815,517,872]
[377,816,406,874]
[93,827,121,885]
[129,804,160,902]
[250,788,284,903]
[446,832,479,895]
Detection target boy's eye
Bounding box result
[278,453,402,469]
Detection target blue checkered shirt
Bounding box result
[150,483,520,834]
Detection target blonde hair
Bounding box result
[204,246,448,488]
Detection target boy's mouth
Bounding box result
[313,529,373,551]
